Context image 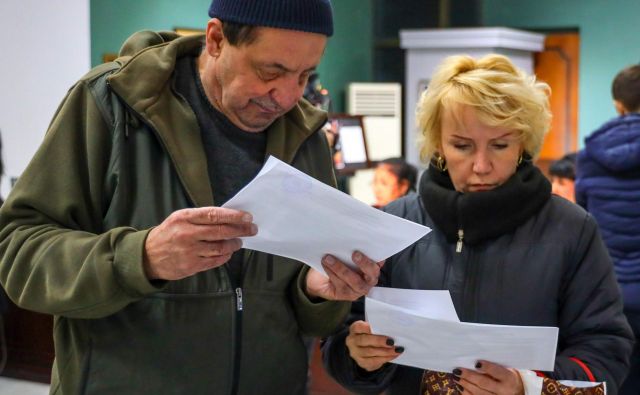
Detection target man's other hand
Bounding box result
[305,251,383,301]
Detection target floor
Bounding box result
[0,377,49,395]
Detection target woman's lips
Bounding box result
[468,184,495,191]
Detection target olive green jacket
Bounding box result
[0,31,349,395]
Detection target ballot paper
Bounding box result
[366,287,558,373]
[222,156,431,275]
[367,287,460,322]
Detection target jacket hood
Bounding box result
[584,113,640,171]
[119,30,182,58]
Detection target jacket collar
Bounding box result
[419,160,551,245]
[106,32,327,208]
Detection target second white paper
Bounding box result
[366,296,558,373]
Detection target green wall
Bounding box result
[317,1,373,113]
[90,0,373,113]
[483,0,640,146]
[90,0,211,66]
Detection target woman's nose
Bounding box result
[472,152,492,174]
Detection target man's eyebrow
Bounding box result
[263,62,317,74]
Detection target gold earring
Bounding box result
[517,155,523,166]
[436,156,447,172]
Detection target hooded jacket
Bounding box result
[0,31,349,394]
[576,114,640,313]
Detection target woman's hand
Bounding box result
[453,360,524,395]
[345,320,404,372]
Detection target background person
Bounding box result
[372,157,418,208]
[576,63,640,395]
[323,54,633,395]
[548,152,577,203]
[0,1,382,394]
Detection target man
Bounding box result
[0,1,381,394]
[576,63,640,395]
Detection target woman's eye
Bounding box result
[492,143,508,150]
[453,144,470,150]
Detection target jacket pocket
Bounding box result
[84,292,235,395]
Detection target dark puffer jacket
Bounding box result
[576,113,640,314]
[324,171,633,394]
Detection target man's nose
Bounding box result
[270,75,305,110]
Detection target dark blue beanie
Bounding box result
[208,0,333,37]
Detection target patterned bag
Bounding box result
[420,370,607,395]
[541,378,606,395]
[420,370,462,395]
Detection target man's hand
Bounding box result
[305,251,383,301]
[143,207,257,280]
[346,320,403,372]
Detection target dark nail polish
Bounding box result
[394,346,404,353]
[475,361,482,369]
[385,338,395,346]
[456,384,464,392]
[452,375,460,382]
[452,368,462,376]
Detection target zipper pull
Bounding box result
[235,288,243,311]
[456,229,464,253]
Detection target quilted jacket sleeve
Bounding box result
[551,214,634,393]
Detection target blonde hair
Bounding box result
[416,54,551,161]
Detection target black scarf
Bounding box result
[420,160,551,245]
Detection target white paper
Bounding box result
[365,296,558,373]
[368,287,459,322]
[222,156,430,275]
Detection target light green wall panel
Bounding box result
[90,0,373,113]
[483,0,640,147]
[316,1,374,113]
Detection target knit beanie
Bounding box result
[208,0,333,37]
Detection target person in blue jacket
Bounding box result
[576,63,640,395]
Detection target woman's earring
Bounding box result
[436,156,447,172]
[517,154,523,166]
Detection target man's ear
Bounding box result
[614,100,628,115]
[205,18,225,57]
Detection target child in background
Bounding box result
[549,152,576,203]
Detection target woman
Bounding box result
[322,54,633,395]
[372,157,418,208]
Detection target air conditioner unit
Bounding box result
[347,82,402,162]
